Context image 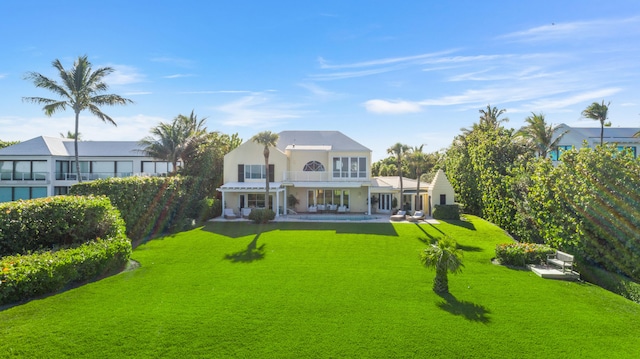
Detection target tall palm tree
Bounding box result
[387,142,410,210]
[516,112,568,158]
[60,130,81,140]
[581,100,610,145]
[408,145,427,211]
[139,111,208,174]
[23,55,133,182]
[478,104,508,130]
[420,236,464,294]
[251,131,279,210]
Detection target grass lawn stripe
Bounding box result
[0,216,638,358]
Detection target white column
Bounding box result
[284,186,287,216]
[275,188,280,217]
[221,190,226,216]
[367,186,371,215]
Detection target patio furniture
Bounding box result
[390,210,406,221]
[317,204,326,213]
[329,204,337,212]
[408,211,425,222]
[308,206,317,213]
[224,208,237,219]
[337,205,347,213]
[241,208,252,218]
[547,251,574,273]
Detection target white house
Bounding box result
[217,130,457,217]
[551,124,640,161]
[0,136,176,202]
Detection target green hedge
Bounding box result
[495,242,556,267]
[580,264,640,304]
[70,176,216,242]
[432,204,460,220]
[0,196,125,257]
[248,209,276,224]
[0,236,131,305]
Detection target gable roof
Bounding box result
[0,136,145,157]
[276,131,370,152]
[555,124,640,143]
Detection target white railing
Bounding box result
[60,172,135,181]
[0,172,48,182]
[283,171,368,182]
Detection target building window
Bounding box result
[247,193,270,208]
[303,161,325,172]
[0,160,47,181]
[245,164,266,179]
[440,194,446,205]
[142,161,179,176]
[332,157,367,178]
[550,145,572,161]
[0,187,47,203]
[617,146,637,158]
[54,186,70,195]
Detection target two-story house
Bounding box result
[0,136,176,202]
[217,131,457,217]
[550,124,640,162]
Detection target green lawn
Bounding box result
[1,216,638,358]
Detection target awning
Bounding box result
[283,181,369,188]
[217,182,284,192]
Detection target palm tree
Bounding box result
[478,104,508,130]
[420,236,464,294]
[251,131,279,210]
[408,145,427,211]
[581,100,610,145]
[516,112,568,158]
[23,55,133,182]
[139,111,208,174]
[387,142,410,210]
[60,130,81,140]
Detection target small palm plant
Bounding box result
[420,236,464,294]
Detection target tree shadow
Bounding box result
[456,244,483,252]
[436,292,491,323]
[223,234,266,263]
[441,218,476,231]
[202,221,399,238]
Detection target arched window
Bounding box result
[303,160,325,172]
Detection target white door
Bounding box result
[378,193,392,213]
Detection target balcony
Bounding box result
[283,171,368,182]
[57,172,135,181]
[0,172,49,183]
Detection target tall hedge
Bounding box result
[0,196,125,257]
[70,176,216,242]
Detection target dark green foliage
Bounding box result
[247,208,275,224]
[0,196,125,257]
[580,264,640,304]
[70,176,210,241]
[432,204,460,220]
[495,242,555,267]
[0,236,131,305]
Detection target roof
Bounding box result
[276,131,370,152]
[218,182,284,192]
[555,124,640,142]
[0,136,145,157]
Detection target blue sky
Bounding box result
[1,0,639,161]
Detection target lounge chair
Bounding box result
[390,210,406,221]
[308,206,317,213]
[317,204,326,213]
[241,208,252,218]
[329,204,337,212]
[408,211,425,222]
[337,205,347,213]
[223,208,237,219]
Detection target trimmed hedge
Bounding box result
[495,242,555,267]
[432,204,460,220]
[0,196,131,305]
[0,237,131,305]
[248,209,276,224]
[580,264,640,304]
[0,196,125,257]
[70,176,217,242]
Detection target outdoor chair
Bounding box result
[390,210,406,221]
[224,208,237,219]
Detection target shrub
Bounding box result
[0,236,131,305]
[495,242,555,267]
[0,196,125,257]
[248,209,275,224]
[580,264,640,304]
[432,204,460,220]
[71,176,209,241]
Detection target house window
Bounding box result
[247,193,270,208]
[245,164,266,179]
[550,145,572,161]
[332,157,367,178]
[142,161,179,176]
[303,161,325,172]
[0,187,47,203]
[440,194,446,205]
[617,146,637,158]
[0,160,47,181]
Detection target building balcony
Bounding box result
[56,172,135,181]
[0,172,49,183]
[283,171,369,182]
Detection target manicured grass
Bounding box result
[1,216,638,358]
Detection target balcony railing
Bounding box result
[58,172,134,181]
[283,171,368,182]
[0,172,48,182]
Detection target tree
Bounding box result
[0,140,19,149]
[60,130,81,140]
[581,100,610,145]
[251,131,279,210]
[23,55,133,182]
[408,145,427,211]
[387,143,410,209]
[420,236,464,294]
[516,112,567,158]
[139,111,208,174]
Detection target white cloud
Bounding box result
[163,74,194,79]
[215,94,306,127]
[364,99,422,114]
[318,50,456,70]
[105,64,145,85]
[297,82,342,100]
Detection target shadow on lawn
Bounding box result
[436,292,491,323]
[202,221,399,238]
[415,224,483,252]
[224,234,266,263]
